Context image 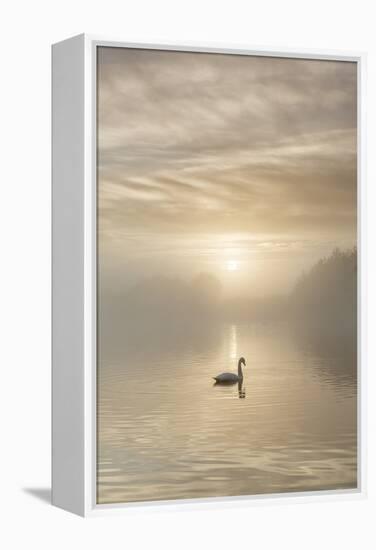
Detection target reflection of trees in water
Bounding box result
[99,271,223,361]
[290,322,357,387]
[99,309,222,362]
[131,320,217,352]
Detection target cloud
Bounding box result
[97,47,357,284]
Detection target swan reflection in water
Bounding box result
[213,357,247,399]
[238,378,246,399]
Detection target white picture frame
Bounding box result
[52,34,367,517]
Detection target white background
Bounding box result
[0,1,375,548]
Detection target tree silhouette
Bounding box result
[290,247,357,339]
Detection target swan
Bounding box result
[213,357,246,384]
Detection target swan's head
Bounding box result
[239,357,246,366]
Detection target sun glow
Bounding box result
[226,260,239,272]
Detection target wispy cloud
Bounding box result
[97,47,357,291]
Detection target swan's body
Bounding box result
[213,357,246,384]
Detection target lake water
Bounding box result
[97,323,357,504]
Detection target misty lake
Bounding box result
[97,322,357,504]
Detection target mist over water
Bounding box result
[97,322,356,504]
[97,249,357,503]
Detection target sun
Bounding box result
[226,260,239,272]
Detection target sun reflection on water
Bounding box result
[229,324,238,360]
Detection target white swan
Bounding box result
[213,357,246,384]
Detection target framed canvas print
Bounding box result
[52,35,366,516]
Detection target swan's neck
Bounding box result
[238,360,243,379]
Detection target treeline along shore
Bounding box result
[100,248,357,351]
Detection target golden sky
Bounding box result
[97,47,357,295]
